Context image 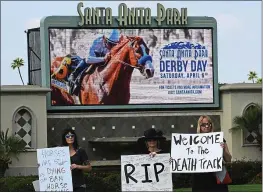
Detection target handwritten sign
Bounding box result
[37,147,73,191]
[121,154,173,191]
[170,132,223,173]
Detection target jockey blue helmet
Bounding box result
[105,29,120,45]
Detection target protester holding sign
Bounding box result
[137,128,167,157]
[37,147,74,191]
[121,154,173,191]
[62,128,92,192]
[119,128,172,191]
[192,115,232,192]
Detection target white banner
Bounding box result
[121,154,173,192]
[170,132,223,173]
[37,146,73,191]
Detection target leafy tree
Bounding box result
[11,58,25,85]
[0,128,26,177]
[231,104,262,151]
[256,78,262,83]
[247,71,258,83]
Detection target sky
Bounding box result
[0,1,262,85]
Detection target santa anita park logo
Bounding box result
[159,41,209,79]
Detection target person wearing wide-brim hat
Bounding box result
[137,128,167,157]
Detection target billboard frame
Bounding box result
[40,16,219,111]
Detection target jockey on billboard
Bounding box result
[68,29,120,95]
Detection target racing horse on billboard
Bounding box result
[51,31,154,105]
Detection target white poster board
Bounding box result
[121,154,173,192]
[37,146,73,191]
[32,180,40,191]
[170,132,223,173]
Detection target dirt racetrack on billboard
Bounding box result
[49,28,214,106]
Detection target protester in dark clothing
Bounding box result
[137,128,167,157]
[62,128,92,192]
[192,115,232,192]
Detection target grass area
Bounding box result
[175,184,262,192]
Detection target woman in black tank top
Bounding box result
[192,116,232,192]
[61,128,92,192]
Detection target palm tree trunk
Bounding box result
[18,67,24,85]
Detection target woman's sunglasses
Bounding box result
[65,134,75,139]
[200,123,211,128]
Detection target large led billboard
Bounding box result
[40,16,218,110]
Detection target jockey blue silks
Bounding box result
[106,29,120,44]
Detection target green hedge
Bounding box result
[0,176,38,192]
[0,161,261,191]
[226,160,262,185]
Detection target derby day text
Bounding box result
[158,41,211,95]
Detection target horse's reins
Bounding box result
[102,38,144,73]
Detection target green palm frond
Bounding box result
[256,78,262,83]
[232,116,247,131]
[231,104,262,133]
[11,58,24,69]
[248,71,258,83]
[231,104,262,151]
[0,128,26,164]
[10,57,25,85]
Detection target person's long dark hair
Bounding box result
[61,128,79,150]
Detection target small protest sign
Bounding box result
[121,154,172,192]
[37,146,73,191]
[170,132,223,173]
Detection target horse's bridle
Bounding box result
[104,37,146,73]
